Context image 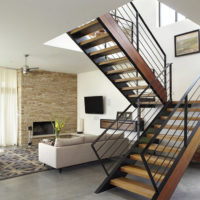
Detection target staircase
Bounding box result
[68,2,167,107]
[68,1,200,200]
[109,100,200,199]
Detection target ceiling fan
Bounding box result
[22,54,39,74]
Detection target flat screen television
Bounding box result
[84,96,104,114]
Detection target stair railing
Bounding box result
[69,1,168,104]
[110,1,167,89]
[140,74,200,196]
[91,64,172,176]
[79,32,155,102]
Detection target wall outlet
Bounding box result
[94,116,100,120]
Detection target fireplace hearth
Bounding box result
[33,121,55,136]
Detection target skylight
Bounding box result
[44,33,83,52]
[159,2,186,27]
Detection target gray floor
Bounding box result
[0,162,199,200]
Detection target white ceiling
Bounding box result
[0,0,129,74]
[1,0,199,74]
[159,0,200,26]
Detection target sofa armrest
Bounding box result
[39,143,59,168]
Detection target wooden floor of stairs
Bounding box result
[110,177,155,199]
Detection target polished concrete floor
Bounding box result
[0,162,199,200]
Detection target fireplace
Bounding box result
[33,121,55,136]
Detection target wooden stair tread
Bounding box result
[130,154,174,167]
[80,33,112,47]
[70,20,102,36]
[122,85,148,91]
[98,57,128,66]
[90,45,121,57]
[172,101,200,104]
[139,143,181,155]
[110,177,155,199]
[147,134,184,142]
[154,124,194,131]
[120,165,165,182]
[107,67,135,75]
[161,116,200,121]
[167,108,200,112]
[129,93,156,98]
[115,76,143,83]
[137,102,162,105]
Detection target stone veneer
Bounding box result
[17,70,77,146]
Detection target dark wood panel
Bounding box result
[157,126,200,200]
[98,14,167,103]
[100,119,144,131]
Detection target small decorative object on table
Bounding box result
[42,139,54,146]
[77,118,84,134]
[52,118,66,139]
[28,126,33,147]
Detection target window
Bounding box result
[0,68,18,146]
[159,2,186,27]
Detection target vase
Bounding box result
[55,130,60,139]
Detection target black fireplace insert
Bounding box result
[33,121,55,136]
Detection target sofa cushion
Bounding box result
[54,137,84,147]
[84,134,106,143]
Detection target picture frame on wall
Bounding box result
[116,112,132,121]
[174,29,200,57]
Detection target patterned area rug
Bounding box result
[0,146,50,181]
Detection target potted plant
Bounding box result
[52,118,65,139]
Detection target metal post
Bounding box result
[131,22,134,44]
[136,71,139,95]
[184,95,188,147]
[169,63,172,101]
[114,9,117,19]
[136,12,139,51]
[137,98,141,140]
[164,57,167,90]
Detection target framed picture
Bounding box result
[116,112,132,121]
[175,30,200,57]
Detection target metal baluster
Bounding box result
[136,12,139,51]
[137,98,141,140]
[164,56,167,90]
[184,95,188,147]
[169,63,173,101]
[131,21,134,44]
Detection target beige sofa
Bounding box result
[38,133,128,170]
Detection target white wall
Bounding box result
[134,0,200,100]
[77,70,129,135]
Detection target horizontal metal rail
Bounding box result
[141,74,200,194]
[91,65,171,175]
[110,1,167,88]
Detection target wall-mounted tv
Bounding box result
[84,96,104,114]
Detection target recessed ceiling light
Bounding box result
[44,33,83,52]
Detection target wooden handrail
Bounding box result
[98,14,167,103]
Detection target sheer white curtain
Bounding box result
[0,68,18,146]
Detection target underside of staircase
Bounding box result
[68,2,200,200]
[68,12,167,108]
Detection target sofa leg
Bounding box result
[59,168,62,173]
